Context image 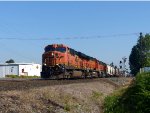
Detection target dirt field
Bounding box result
[0,77,133,113]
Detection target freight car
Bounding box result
[106,65,120,77]
[41,44,119,79]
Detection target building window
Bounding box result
[22,68,24,73]
[11,67,14,72]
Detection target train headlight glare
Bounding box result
[52,52,54,56]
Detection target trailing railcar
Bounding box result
[106,65,121,77]
[106,65,115,77]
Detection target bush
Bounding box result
[104,72,150,113]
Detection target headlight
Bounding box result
[51,52,54,56]
[44,63,47,66]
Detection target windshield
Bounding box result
[45,46,55,52]
[45,46,66,53]
[55,47,66,53]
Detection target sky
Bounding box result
[0,1,150,69]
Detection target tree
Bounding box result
[129,33,150,75]
[129,45,141,75]
[140,34,150,66]
[5,59,15,63]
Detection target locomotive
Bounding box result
[41,44,120,79]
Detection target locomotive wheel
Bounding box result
[98,74,101,78]
[89,72,93,79]
[62,70,72,79]
[81,72,86,79]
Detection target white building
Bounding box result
[0,63,41,78]
[140,67,150,73]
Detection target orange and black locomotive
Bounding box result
[41,44,119,79]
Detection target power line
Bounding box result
[0,23,41,62]
[0,32,142,40]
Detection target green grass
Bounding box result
[64,103,71,111]
[91,91,103,100]
[104,72,150,113]
[5,75,40,78]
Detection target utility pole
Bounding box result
[140,32,143,67]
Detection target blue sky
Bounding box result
[0,1,150,69]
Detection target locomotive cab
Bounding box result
[43,44,67,66]
[41,44,68,78]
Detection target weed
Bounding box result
[104,72,150,113]
[92,91,103,100]
[64,103,71,111]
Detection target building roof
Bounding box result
[0,63,41,66]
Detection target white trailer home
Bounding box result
[0,63,41,78]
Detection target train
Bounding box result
[41,44,120,79]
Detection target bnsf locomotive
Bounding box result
[41,44,120,79]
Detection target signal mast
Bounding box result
[120,56,128,77]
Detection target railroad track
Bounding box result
[0,77,133,92]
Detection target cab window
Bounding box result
[55,47,66,53]
[45,46,55,52]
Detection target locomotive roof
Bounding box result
[45,44,68,48]
[45,44,105,63]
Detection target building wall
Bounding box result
[0,63,41,78]
[140,67,150,73]
[19,64,41,76]
[0,65,19,77]
[0,66,5,78]
[5,65,19,76]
